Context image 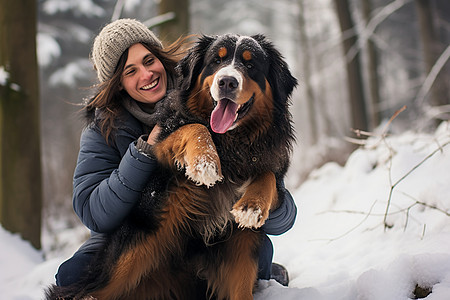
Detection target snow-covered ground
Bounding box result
[1,122,450,300]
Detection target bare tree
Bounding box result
[0,0,42,249]
[159,0,190,43]
[298,0,318,144]
[362,0,381,128]
[334,0,369,133]
[414,0,449,107]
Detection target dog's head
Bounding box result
[178,34,297,134]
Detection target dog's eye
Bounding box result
[246,63,253,69]
[215,58,221,64]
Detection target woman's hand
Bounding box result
[147,124,161,145]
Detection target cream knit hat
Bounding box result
[91,18,163,83]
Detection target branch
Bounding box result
[345,105,407,147]
[383,140,450,229]
[110,2,176,29]
[414,45,450,106]
[401,191,450,217]
[143,12,177,29]
[321,126,450,239]
[346,0,411,62]
[111,0,125,21]
[425,105,450,122]
[312,200,379,243]
[313,0,411,64]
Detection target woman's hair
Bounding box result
[85,36,192,141]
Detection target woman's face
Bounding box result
[120,43,167,104]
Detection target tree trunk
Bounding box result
[298,0,318,145]
[415,0,449,107]
[362,0,381,128]
[0,0,42,249]
[159,0,190,44]
[334,0,369,133]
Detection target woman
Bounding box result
[55,18,296,288]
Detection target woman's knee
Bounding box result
[55,252,95,286]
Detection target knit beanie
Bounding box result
[91,18,163,83]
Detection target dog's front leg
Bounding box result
[231,171,278,229]
[153,123,223,187]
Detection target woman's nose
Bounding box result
[140,65,153,78]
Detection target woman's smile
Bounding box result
[141,78,159,90]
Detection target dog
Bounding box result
[46,33,297,300]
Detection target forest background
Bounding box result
[0,0,449,253]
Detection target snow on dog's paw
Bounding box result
[231,206,265,229]
[185,155,222,187]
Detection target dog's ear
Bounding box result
[177,35,216,92]
[252,34,298,103]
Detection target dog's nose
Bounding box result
[218,76,238,93]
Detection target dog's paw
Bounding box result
[231,205,265,229]
[184,153,223,187]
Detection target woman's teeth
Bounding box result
[141,79,158,90]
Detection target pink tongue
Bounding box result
[210,99,239,133]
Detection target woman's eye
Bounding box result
[124,69,135,76]
[145,58,154,65]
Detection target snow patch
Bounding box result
[0,66,8,86]
[42,0,105,17]
[37,33,61,67]
[48,59,92,87]
[2,122,450,299]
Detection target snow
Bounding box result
[1,122,450,300]
[0,66,8,86]
[37,33,61,67]
[0,65,21,92]
[48,59,92,87]
[42,0,105,17]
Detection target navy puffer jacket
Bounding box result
[73,109,296,237]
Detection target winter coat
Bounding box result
[73,109,297,253]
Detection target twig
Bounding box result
[321,128,450,238]
[383,140,450,229]
[421,224,426,240]
[346,105,407,147]
[312,200,379,243]
[425,105,450,124]
[381,105,407,136]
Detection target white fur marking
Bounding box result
[185,155,222,188]
[211,65,243,102]
[231,206,265,229]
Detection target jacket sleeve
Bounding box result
[261,177,297,235]
[72,126,158,233]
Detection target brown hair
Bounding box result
[85,36,193,142]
